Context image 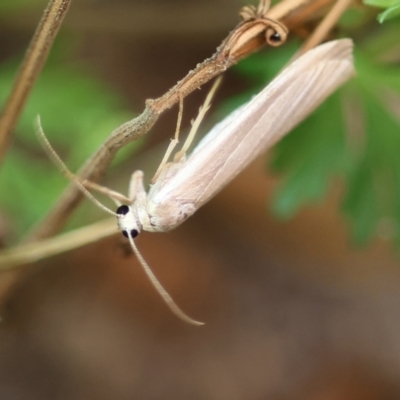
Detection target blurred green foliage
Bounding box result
[0,0,43,13]
[378,4,400,22]
[0,46,133,241]
[364,0,400,22]
[0,0,135,241]
[231,15,400,244]
[1,0,400,247]
[0,57,133,239]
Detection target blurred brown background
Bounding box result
[1,0,400,399]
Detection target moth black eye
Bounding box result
[116,205,130,215]
[269,32,281,42]
[122,229,138,239]
[130,229,138,238]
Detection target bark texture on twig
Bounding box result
[0,0,71,165]
[0,0,350,268]
[26,0,291,242]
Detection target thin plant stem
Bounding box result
[25,0,292,242]
[298,0,354,55]
[1,0,353,267]
[0,0,72,165]
[0,218,116,270]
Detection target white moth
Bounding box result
[37,39,355,325]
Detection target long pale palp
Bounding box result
[127,232,204,326]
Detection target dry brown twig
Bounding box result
[0,0,353,269]
[25,0,292,242]
[0,219,116,271]
[0,0,72,165]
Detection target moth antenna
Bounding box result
[126,232,204,326]
[35,115,116,216]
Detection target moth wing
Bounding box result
[147,39,355,230]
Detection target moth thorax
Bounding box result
[116,205,140,238]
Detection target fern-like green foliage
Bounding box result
[0,56,134,239]
[364,0,400,22]
[231,27,400,245]
[1,1,399,248]
[0,1,141,244]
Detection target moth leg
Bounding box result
[78,180,130,206]
[173,76,221,162]
[128,170,147,205]
[151,94,184,184]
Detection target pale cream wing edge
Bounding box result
[147,39,355,231]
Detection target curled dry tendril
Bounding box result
[240,0,288,47]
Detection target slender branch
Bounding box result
[298,0,354,54]
[0,0,72,166]
[25,0,291,242]
[0,218,116,271]
[25,107,158,241]
[18,0,347,249]
[0,0,353,269]
[268,0,317,19]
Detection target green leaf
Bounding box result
[0,58,136,239]
[363,0,400,22]
[364,0,398,8]
[342,76,400,243]
[341,54,400,243]
[270,91,349,217]
[378,3,400,22]
[342,162,379,243]
[229,43,400,246]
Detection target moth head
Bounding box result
[116,204,140,238]
[115,206,203,326]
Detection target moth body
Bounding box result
[37,39,355,326]
[127,39,355,234]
